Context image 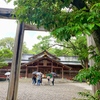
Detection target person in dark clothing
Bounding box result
[47,76,50,85]
[40,74,42,85]
[51,76,55,85]
[32,74,36,85]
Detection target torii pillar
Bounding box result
[87,35,100,94]
[6,21,24,100]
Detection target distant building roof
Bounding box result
[5,54,81,65]
[58,56,81,65]
[29,50,60,61]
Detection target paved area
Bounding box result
[0,78,92,100]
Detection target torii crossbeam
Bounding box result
[0,8,46,31]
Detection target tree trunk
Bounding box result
[92,31,100,53]
[92,31,100,99]
[85,59,88,69]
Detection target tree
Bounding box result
[31,34,89,68]
[10,0,100,53]
[22,42,30,54]
[0,48,13,68]
[0,37,14,51]
[0,37,30,54]
[72,35,88,68]
[31,35,57,54]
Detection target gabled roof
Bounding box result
[21,55,71,70]
[29,50,60,61]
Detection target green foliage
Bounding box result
[0,37,29,54]
[73,90,100,100]
[74,49,100,99]
[6,0,11,3]
[31,34,89,69]
[8,0,100,53]
[0,48,13,68]
[0,37,14,51]
[12,0,100,41]
[31,35,51,54]
[74,67,100,85]
[75,50,100,85]
[22,42,30,54]
[73,35,88,59]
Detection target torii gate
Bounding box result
[0,8,47,100]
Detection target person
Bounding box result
[51,75,55,85]
[36,74,41,86]
[32,74,36,85]
[6,75,10,82]
[47,76,50,85]
[40,74,42,85]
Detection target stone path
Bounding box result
[0,78,92,100]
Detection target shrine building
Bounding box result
[0,50,83,79]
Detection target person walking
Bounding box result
[32,74,36,85]
[6,75,10,82]
[40,74,42,85]
[51,76,55,85]
[47,76,50,85]
[36,74,41,86]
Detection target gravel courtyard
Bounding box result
[0,78,92,100]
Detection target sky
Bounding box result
[0,0,49,49]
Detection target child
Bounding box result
[47,76,50,85]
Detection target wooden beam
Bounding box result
[27,66,38,68]
[0,8,47,31]
[6,21,24,100]
[87,35,97,94]
[0,8,13,19]
[24,24,47,31]
[53,67,62,69]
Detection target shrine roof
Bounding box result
[21,55,72,70]
[29,50,60,61]
[5,54,81,65]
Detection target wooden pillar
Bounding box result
[62,67,64,79]
[37,61,39,71]
[87,35,95,66]
[87,35,99,94]
[51,66,53,72]
[6,21,24,100]
[37,66,39,71]
[51,61,53,72]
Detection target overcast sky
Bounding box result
[0,0,49,49]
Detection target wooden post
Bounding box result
[51,66,53,72]
[51,62,53,72]
[6,21,24,100]
[87,35,100,95]
[87,35,95,66]
[37,66,39,71]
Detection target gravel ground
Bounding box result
[0,78,92,100]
